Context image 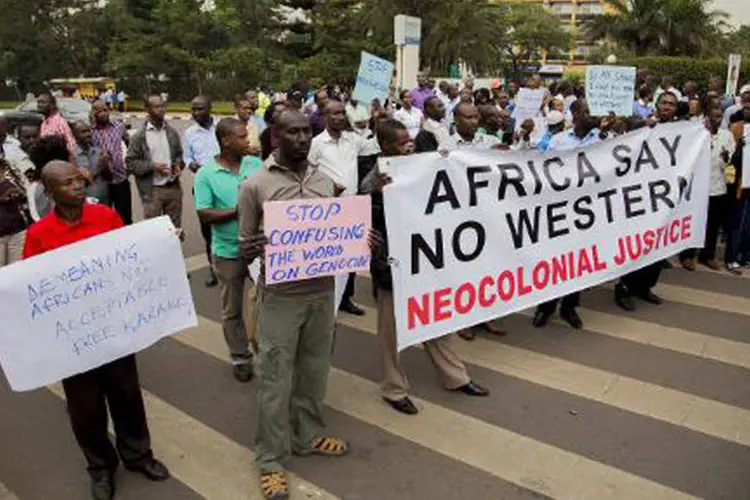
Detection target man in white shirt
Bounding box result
[393,89,423,138]
[345,98,371,136]
[415,97,453,152]
[308,99,378,316]
[447,102,500,150]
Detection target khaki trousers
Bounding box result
[214,257,252,363]
[143,183,182,228]
[376,289,470,401]
[253,289,335,472]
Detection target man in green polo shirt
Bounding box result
[194,117,262,382]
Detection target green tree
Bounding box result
[499,2,572,75]
[585,0,728,57]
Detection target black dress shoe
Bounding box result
[383,396,419,415]
[458,329,476,341]
[453,381,490,396]
[205,271,218,288]
[614,284,636,312]
[639,290,663,305]
[126,458,170,481]
[90,472,114,500]
[339,299,365,316]
[532,309,552,328]
[560,308,583,329]
[233,362,253,382]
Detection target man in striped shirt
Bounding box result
[38,90,76,158]
[91,99,132,224]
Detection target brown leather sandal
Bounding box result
[260,471,289,500]
[293,435,349,457]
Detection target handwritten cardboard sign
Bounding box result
[0,216,196,391]
[586,65,637,117]
[264,196,372,284]
[512,87,546,128]
[352,51,394,104]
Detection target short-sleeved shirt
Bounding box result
[23,203,124,258]
[40,112,76,157]
[194,156,263,259]
[308,129,379,194]
[237,154,336,295]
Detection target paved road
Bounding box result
[1,119,750,499]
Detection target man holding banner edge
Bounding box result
[365,119,489,415]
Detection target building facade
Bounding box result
[528,0,609,63]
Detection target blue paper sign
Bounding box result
[586,65,637,117]
[352,51,394,104]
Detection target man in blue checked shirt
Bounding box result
[185,95,220,287]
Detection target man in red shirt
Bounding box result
[23,160,169,500]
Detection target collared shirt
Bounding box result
[633,100,653,120]
[145,121,173,186]
[41,111,76,156]
[92,122,127,183]
[393,106,423,138]
[409,86,435,110]
[451,132,500,150]
[422,118,453,150]
[308,129,379,194]
[237,154,336,295]
[709,129,735,196]
[195,156,263,259]
[75,144,109,205]
[184,120,219,167]
[345,102,371,128]
[23,203,123,258]
[547,128,602,152]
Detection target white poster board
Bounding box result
[512,88,546,128]
[0,216,197,391]
[726,54,742,97]
[382,122,710,350]
[586,65,637,117]
[353,52,395,104]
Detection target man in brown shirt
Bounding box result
[237,109,347,500]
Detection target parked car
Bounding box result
[0,98,127,133]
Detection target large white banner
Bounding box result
[0,216,197,391]
[383,122,710,350]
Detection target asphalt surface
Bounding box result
[1,118,749,499]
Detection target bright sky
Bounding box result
[712,0,749,27]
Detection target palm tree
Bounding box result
[585,0,729,56]
[659,0,729,56]
[585,0,666,56]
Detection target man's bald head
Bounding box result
[455,102,477,119]
[41,160,76,188]
[277,109,312,163]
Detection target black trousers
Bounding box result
[679,195,725,262]
[536,292,580,315]
[341,272,356,306]
[61,355,152,474]
[200,218,214,271]
[108,181,133,225]
[620,262,662,296]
